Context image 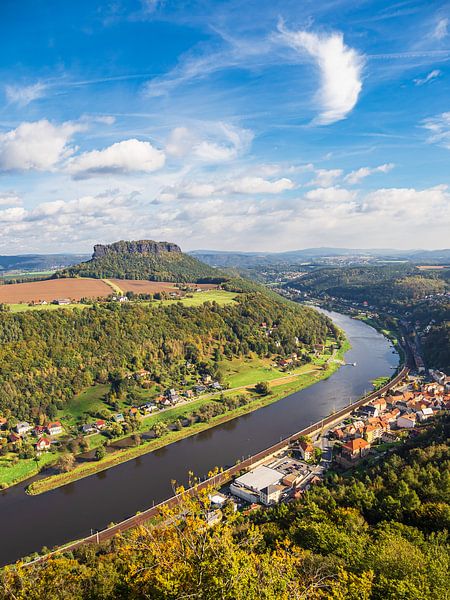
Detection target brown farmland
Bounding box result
[0,278,112,304]
[110,279,218,294]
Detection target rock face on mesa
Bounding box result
[57,239,223,283]
[93,240,182,259]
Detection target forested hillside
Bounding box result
[287,265,449,306]
[58,240,224,282]
[2,416,448,599]
[0,289,337,421]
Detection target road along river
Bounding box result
[0,310,399,566]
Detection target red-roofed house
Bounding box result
[341,438,370,461]
[36,437,51,452]
[47,421,63,436]
[297,440,314,461]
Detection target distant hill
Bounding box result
[0,253,89,275]
[57,240,225,283]
[190,247,450,268]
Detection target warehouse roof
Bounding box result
[234,466,282,492]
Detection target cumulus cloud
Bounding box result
[308,168,343,187]
[414,70,441,86]
[5,82,47,106]
[278,24,364,124]
[158,176,295,202]
[0,192,21,206]
[0,120,81,172]
[1,183,449,252]
[433,17,448,40]
[67,139,166,178]
[345,163,394,185]
[166,123,253,163]
[422,112,450,148]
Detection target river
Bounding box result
[0,310,399,566]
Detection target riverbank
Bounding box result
[27,338,350,496]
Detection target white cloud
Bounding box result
[345,163,394,185]
[422,112,450,148]
[0,120,81,172]
[5,82,47,106]
[225,176,295,194]
[278,24,364,124]
[308,168,343,187]
[0,192,21,207]
[158,175,294,201]
[433,17,448,40]
[67,139,166,178]
[166,123,253,163]
[1,183,449,253]
[305,186,356,204]
[414,69,441,86]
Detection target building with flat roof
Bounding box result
[230,466,283,505]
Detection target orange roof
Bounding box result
[299,440,314,452]
[343,438,369,452]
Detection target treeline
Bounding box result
[1,418,448,598]
[0,291,337,421]
[56,251,224,283]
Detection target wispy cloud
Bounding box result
[432,17,448,40]
[414,69,441,86]
[277,23,364,125]
[5,82,47,106]
[345,163,394,185]
[422,112,450,148]
[166,123,253,163]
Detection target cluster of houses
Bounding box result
[224,374,450,511]
[0,419,64,453]
[332,378,450,466]
[105,378,224,428]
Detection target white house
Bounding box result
[15,422,32,435]
[47,421,63,436]
[417,407,434,422]
[396,414,416,429]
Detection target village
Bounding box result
[205,372,450,519]
[0,372,225,464]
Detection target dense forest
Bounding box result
[2,416,448,599]
[287,265,449,306]
[0,286,337,422]
[57,240,224,282]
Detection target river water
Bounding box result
[0,310,399,565]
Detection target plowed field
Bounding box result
[0,278,112,304]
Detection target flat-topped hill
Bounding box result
[57,239,224,283]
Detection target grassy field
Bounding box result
[0,452,56,489]
[9,303,89,313]
[219,355,317,388]
[27,338,352,496]
[57,384,110,427]
[155,290,237,307]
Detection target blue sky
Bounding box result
[0,0,449,253]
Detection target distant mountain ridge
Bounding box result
[0,253,89,274]
[57,240,224,283]
[190,247,450,268]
